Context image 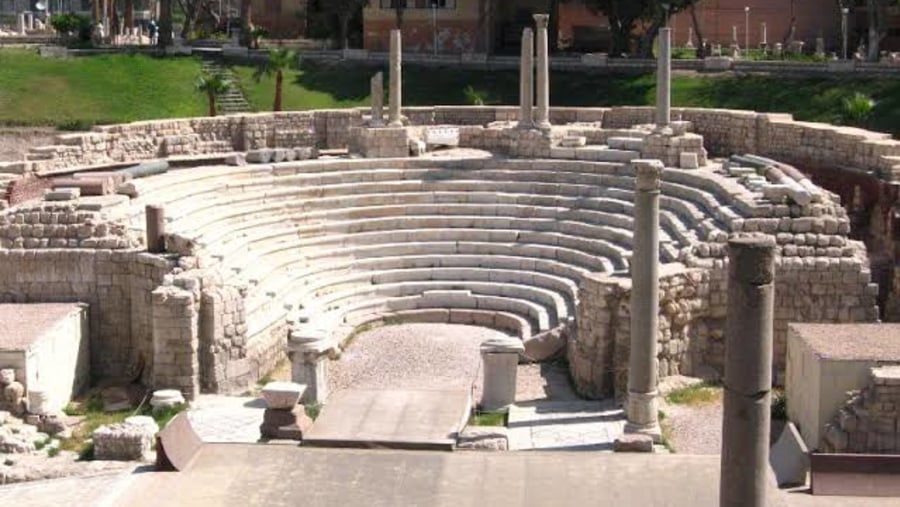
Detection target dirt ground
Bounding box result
[0,127,58,162]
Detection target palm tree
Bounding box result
[254,49,296,112]
[196,73,232,117]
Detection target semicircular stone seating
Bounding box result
[125,157,737,359]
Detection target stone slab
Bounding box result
[303,388,471,451]
[113,447,792,507]
[770,421,810,487]
[507,400,626,451]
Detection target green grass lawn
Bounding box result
[2,48,899,136]
[0,49,205,128]
[238,60,900,135]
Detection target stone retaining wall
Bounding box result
[570,255,880,399]
[0,249,175,381]
[822,366,900,454]
[4,106,898,183]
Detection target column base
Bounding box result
[387,120,404,128]
[534,120,552,131]
[516,120,534,130]
[624,422,662,443]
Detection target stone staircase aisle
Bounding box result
[200,58,252,115]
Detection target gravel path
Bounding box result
[661,399,724,454]
[326,323,505,394]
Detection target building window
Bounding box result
[379,0,455,9]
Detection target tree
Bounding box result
[571,0,702,58]
[392,0,405,29]
[254,48,297,112]
[196,73,232,116]
[865,0,899,62]
[325,0,367,49]
[688,4,706,58]
[159,0,174,47]
[239,0,253,47]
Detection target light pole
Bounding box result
[842,7,849,60]
[432,1,437,55]
[744,6,750,58]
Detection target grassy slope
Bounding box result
[239,61,900,135]
[1,49,898,136]
[0,50,205,127]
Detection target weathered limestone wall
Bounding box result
[571,265,709,399]
[8,110,363,176]
[570,256,880,398]
[199,284,285,394]
[0,249,176,382]
[822,366,900,454]
[151,280,200,400]
[0,200,141,249]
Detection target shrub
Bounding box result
[841,92,876,126]
[463,85,487,106]
[47,446,61,457]
[50,13,93,43]
[771,389,787,421]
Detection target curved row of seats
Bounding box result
[127,157,743,355]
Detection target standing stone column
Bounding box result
[532,14,551,130]
[146,205,166,253]
[719,236,776,507]
[517,28,534,129]
[625,159,664,441]
[388,29,403,128]
[370,71,384,127]
[655,27,672,127]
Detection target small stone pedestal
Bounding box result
[259,381,313,440]
[479,337,524,413]
[260,405,313,440]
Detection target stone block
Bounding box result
[457,426,508,451]
[261,381,306,409]
[769,422,809,486]
[679,152,700,169]
[93,416,159,461]
[44,188,80,201]
[613,434,654,452]
[559,136,587,148]
[150,389,185,409]
[245,149,273,164]
[225,153,246,166]
[259,405,313,440]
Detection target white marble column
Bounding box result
[517,27,534,129]
[625,159,664,442]
[655,28,671,127]
[532,14,551,130]
[388,29,403,128]
[370,71,384,127]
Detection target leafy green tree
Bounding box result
[325,0,368,49]
[196,73,231,116]
[569,0,701,58]
[254,49,297,111]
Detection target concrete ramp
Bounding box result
[303,388,471,451]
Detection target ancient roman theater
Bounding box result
[0,28,899,473]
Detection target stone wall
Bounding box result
[570,255,880,399]
[0,200,141,249]
[822,366,900,454]
[151,279,200,400]
[570,265,710,399]
[7,110,362,176]
[0,249,176,382]
[5,106,898,183]
[198,283,283,394]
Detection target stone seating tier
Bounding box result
[9,155,853,377]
